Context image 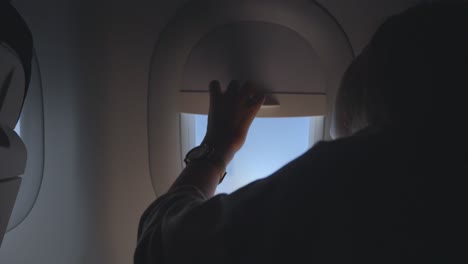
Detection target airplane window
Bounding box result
[181,114,324,194]
[147,0,353,196]
[6,52,44,232]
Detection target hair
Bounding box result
[333,2,468,137]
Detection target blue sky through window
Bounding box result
[14,121,20,135]
[194,115,314,194]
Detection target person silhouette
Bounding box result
[135,2,468,263]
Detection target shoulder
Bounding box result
[256,126,399,194]
[305,126,395,163]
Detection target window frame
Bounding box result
[147,0,354,196]
[6,51,45,232]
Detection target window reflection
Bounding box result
[14,121,20,136]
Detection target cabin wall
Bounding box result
[0,0,420,263]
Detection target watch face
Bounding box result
[187,144,210,161]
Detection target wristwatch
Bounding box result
[184,143,227,184]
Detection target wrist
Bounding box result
[185,158,226,175]
[184,152,228,185]
[201,139,236,166]
[184,142,233,182]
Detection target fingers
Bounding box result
[226,80,241,97]
[209,80,221,109]
[243,81,265,107]
[249,92,266,109]
[209,80,265,109]
[209,80,222,97]
[241,82,265,126]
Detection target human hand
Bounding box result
[202,80,265,164]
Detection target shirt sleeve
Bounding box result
[133,141,330,264]
[134,185,230,264]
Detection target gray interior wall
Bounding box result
[0,0,420,263]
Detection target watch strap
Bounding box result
[185,144,227,184]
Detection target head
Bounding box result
[332,2,468,139]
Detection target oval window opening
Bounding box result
[7,51,44,232]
